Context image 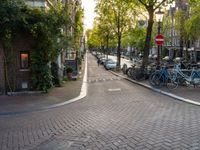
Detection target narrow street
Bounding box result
[1,53,200,150]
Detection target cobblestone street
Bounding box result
[1,54,200,150]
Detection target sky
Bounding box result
[81,0,96,30]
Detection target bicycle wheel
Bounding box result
[131,68,138,80]
[149,72,164,88]
[167,78,178,90]
[134,68,145,81]
[122,64,128,74]
[127,67,133,78]
[167,71,178,90]
[127,67,137,80]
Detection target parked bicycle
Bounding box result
[127,64,140,80]
[127,64,154,81]
[167,63,200,90]
[122,63,128,74]
[149,65,171,88]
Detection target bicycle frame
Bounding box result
[149,66,170,88]
[174,63,189,78]
[172,63,200,85]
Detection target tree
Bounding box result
[0,0,28,92]
[123,24,146,54]
[95,0,136,69]
[185,0,200,42]
[74,6,84,59]
[173,9,188,58]
[95,5,114,58]
[86,25,102,50]
[136,0,174,67]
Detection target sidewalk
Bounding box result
[0,59,86,116]
[111,70,200,106]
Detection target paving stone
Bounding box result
[1,54,200,149]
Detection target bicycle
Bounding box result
[149,65,171,88]
[122,63,128,74]
[127,64,138,80]
[167,63,200,90]
[127,65,153,81]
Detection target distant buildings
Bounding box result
[165,0,200,62]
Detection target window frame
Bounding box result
[20,51,30,70]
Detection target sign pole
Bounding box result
[155,33,164,67]
[158,21,161,67]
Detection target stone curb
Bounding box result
[110,71,200,106]
[0,54,88,117]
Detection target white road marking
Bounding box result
[108,88,121,92]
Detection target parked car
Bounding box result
[99,57,107,64]
[103,58,113,66]
[105,60,117,70]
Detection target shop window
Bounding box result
[20,51,29,69]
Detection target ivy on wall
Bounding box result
[0,0,70,92]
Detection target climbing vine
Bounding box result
[0,0,70,92]
[0,0,26,92]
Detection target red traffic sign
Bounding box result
[155,34,164,46]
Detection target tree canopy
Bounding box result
[185,0,200,41]
[86,0,199,66]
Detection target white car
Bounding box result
[105,60,117,70]
[103,58,113,66]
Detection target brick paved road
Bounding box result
[1,53,200,150]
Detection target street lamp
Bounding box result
[155,8,164,66]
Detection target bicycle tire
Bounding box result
[122,64,128,74]
[135,71,145,81]
[127,67,133,78]
[128,67,137,80]
[167,71,178,89]
[131,68,137,80]
[149,72,164,88]
[167,78,178,90]
[131,67,145,81]
[132,68,139,80]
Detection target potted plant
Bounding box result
[66,67,73,79]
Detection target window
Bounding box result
[20,51,29,69]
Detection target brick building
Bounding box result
[0,0,82,94]
[165,0,200,62]
[0,0,54,94]
[0,35,34,94]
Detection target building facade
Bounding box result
[165,0,200,62]
[0,0,83,94]
[0,34,34,94]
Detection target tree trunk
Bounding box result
[106,34,109,60]
[117,33,121,69]
[117,11,121,70]
[142,7,154,67]
[179,34,184,57]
